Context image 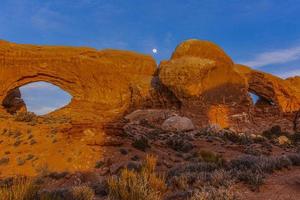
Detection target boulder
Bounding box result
[2,88,27,114]
[278,135,291,145]
[161,116,195,132]
[159,40,247,102]
[124,109,178,126]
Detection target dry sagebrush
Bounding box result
[108,155,166,200]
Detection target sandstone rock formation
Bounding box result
[235,64,300,112]
[159,40,300,133]
[0,39,299,134]
[2,88,27,114]
[0,40,158,122]
[125,109,177,125]
[161,116,195,132]
[159,39,251,129]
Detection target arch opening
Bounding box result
[248,91,274,106]
[2,81,72,115]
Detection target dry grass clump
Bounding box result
[199,150,224,166]
[14,112,37,124]
[108,155,166,200]
[190,186,239,200]
[70,185,95,200]
[0,177,38,200]
[39,192,63,200]
[131,137,150,151]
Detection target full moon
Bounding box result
[152,48,158,54]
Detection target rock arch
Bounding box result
[0,40,157,122]
[235,64,300,112]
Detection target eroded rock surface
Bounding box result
[235,64,300,112]
[0,39,299,133]
[0,40,158,123]
[2,88,26,114]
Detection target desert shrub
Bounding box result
[0,157,10,166]
[70,185,95,200]
[132,137,150,151]
[190,186,239,200]
[243,146,262,156]
[47,172,68,180]
[229,154,298,190]
[199,150,224,166]
[169,174,189,190]
[166,136,194,153]
[262,125,282,139]
[209,169,233,187]
[168,162,218,178]
[14,112,37,123]
[95,161,105,168]
[289,132,300,144]
[273,155,292,170]
[286,153,300,166]
[233,169,264,191]
[230,155,276,174]
[0,177,39,200]
[39,191,64,200]
[108,155,166,200]
[220,130,252,145]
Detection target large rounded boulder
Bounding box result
[161,116,195,132]
[159,39,248,103]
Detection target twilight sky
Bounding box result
[1,0,300,114]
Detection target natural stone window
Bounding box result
[249,92,274,106]
[2,81,72,115]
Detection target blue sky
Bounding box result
[1,0,300,114]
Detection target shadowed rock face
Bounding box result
[2,88,26,114]
[0,39,299,133]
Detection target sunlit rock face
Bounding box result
[159,39,250,130]
[0,40,159,123]
[235,64,300,112]
[159,39,300,133]
[0,39,299,133]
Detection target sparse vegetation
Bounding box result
[190,186,239,200]
[14,112,37,123]
[95,160,105,168]
[262,125,282,139]
[132,137,150,151]
[0,177,39,200]
[70,185,95,200]
[166,135,194,152]
[108,155,166,200]
[199,150,224,166]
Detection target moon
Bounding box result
[152,48,158,54]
